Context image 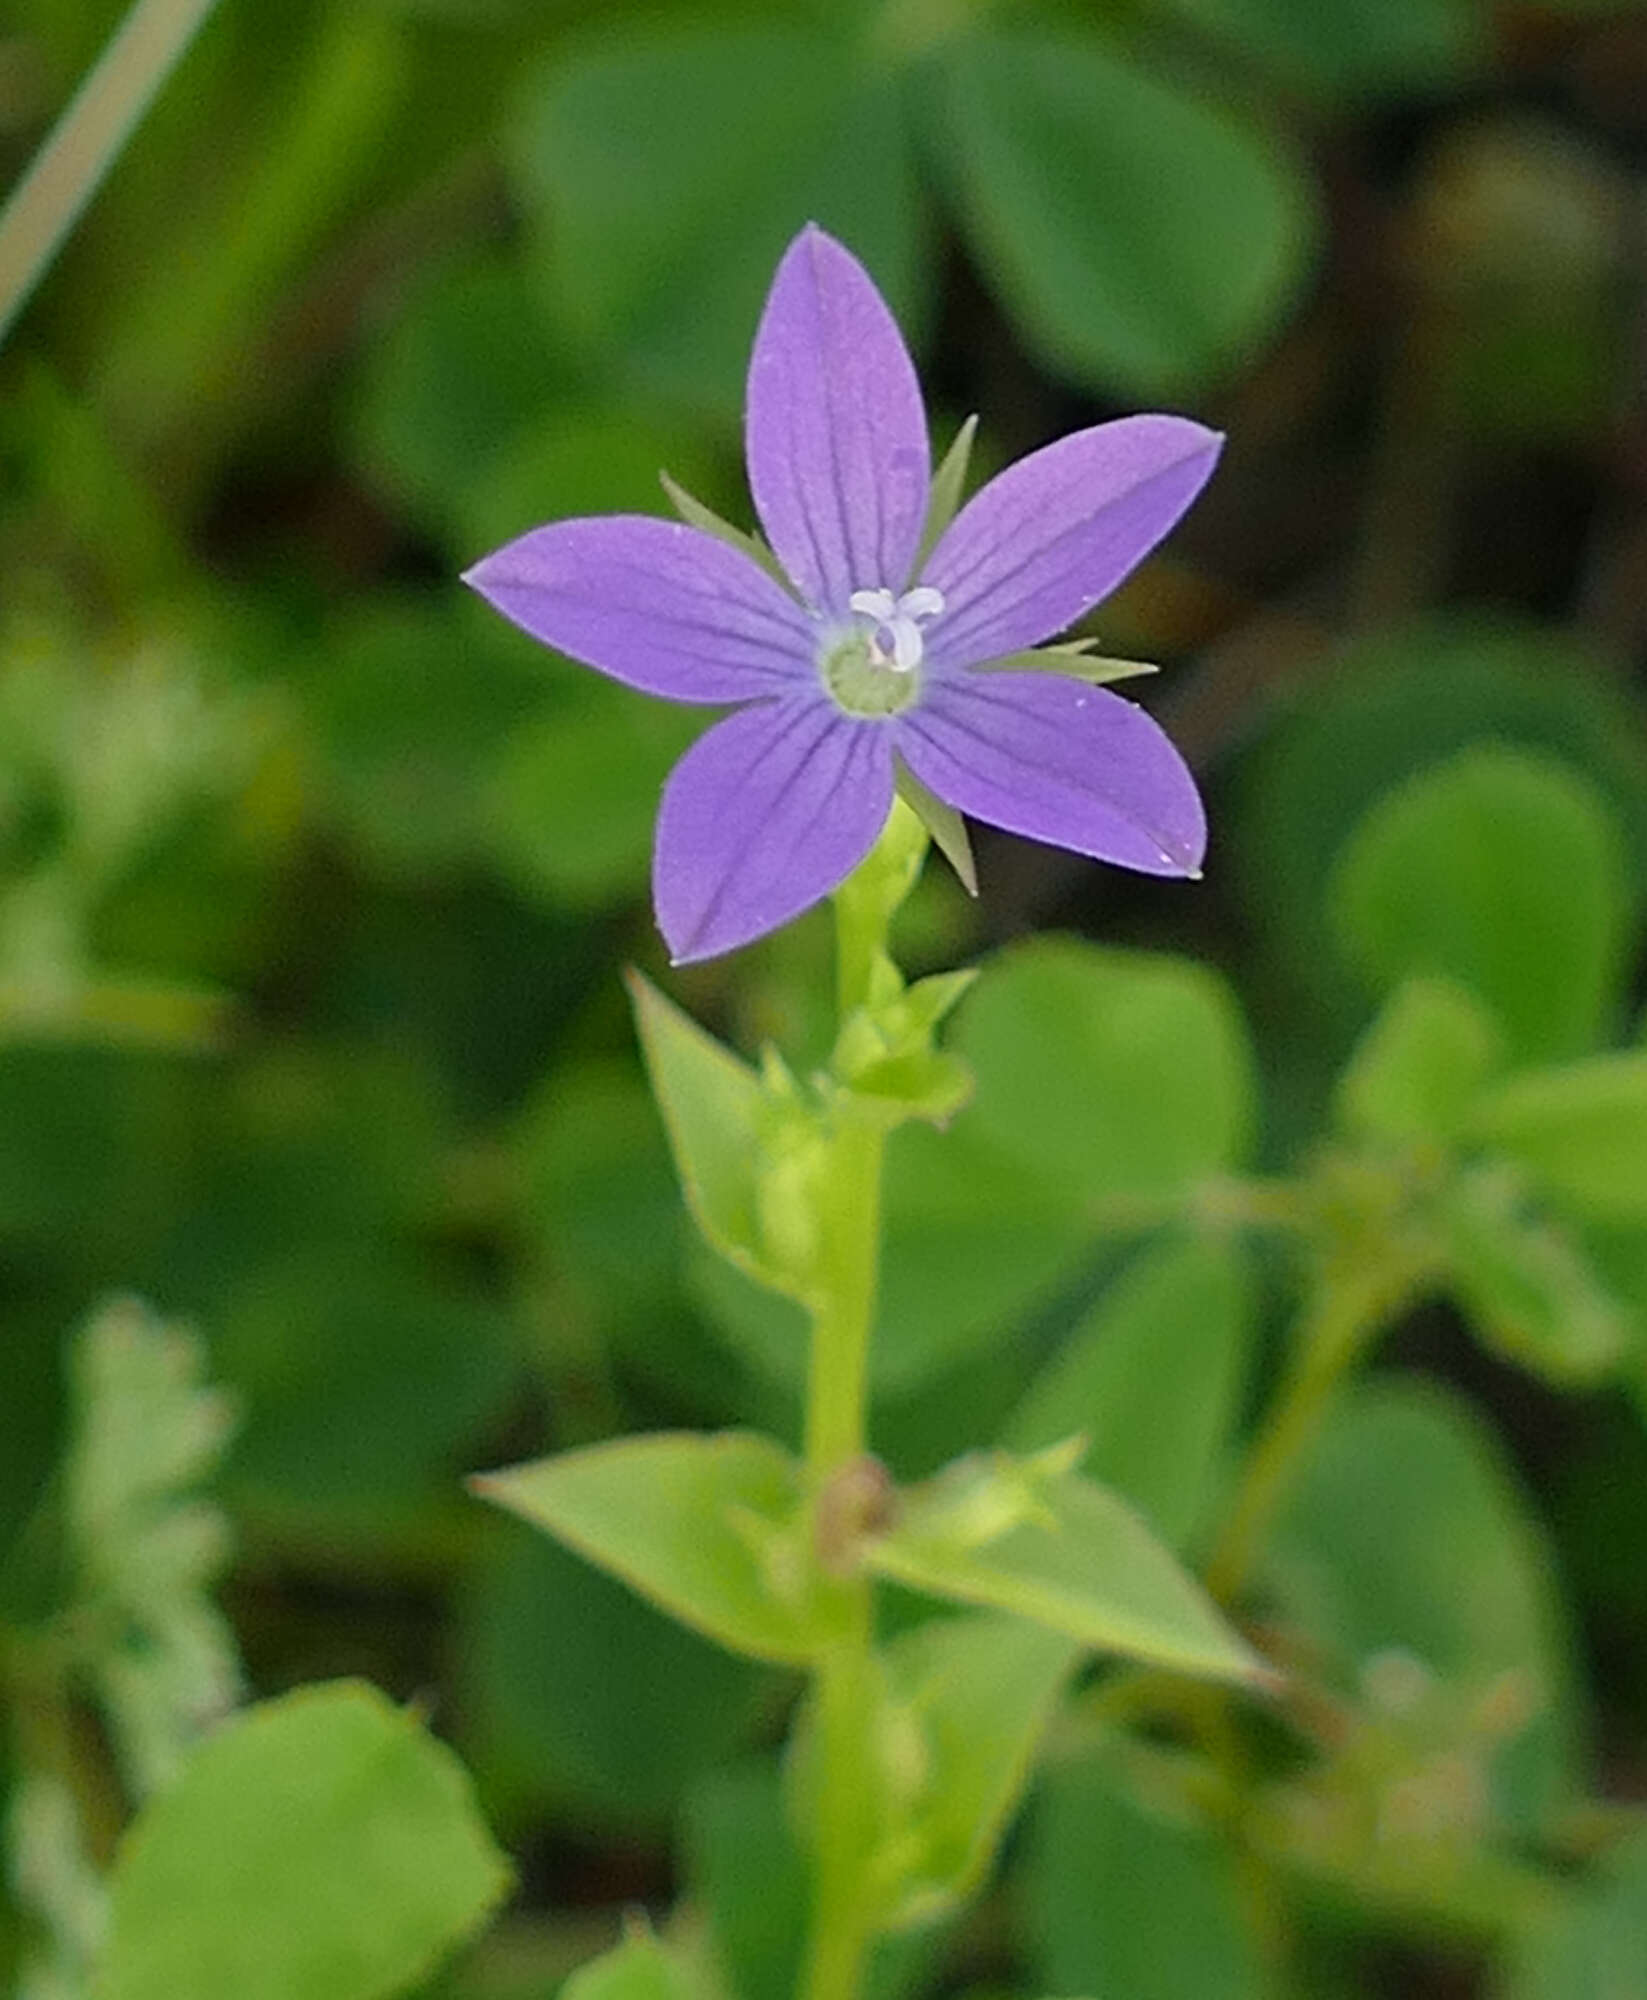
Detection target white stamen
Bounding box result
[844,583,946,674]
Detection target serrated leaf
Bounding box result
[865,1458,1265,1687]
[472,1431,842,1665]
[1335,975,1506,1144]
[1470,1052,1647,1223]
[99,1682,510,2000]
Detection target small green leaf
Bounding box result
[1002,1235,1255,1551]
[956,939,1257,1202]
[472,1431,841,1665]
[627,971,798,1297]
[935,28,1316,396]
[1441,1163,1634,1385]
[894,757,977,897]
[561,1924,694,2000]
[910,414,978,580]
[872,1613,1081,1928]
[659,470,794,594]
[1335,975,1506,1144]
[1331,745,1631,1064]
[100,1682,510,2000]
[1470,1053,1647,1223]
[865,1456,1266,1687]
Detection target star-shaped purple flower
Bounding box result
[464,225,1221,963]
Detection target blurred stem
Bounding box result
[0,0,221,348]
[799,851,903,2000]
[1205,1262,1414,1605]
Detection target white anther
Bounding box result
[845,584,946,674]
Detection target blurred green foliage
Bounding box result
[3,0,1647,1994]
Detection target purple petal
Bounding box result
[922,416,1222,665]
[655,695,894,962]
[464,515,812,704]
[745,225,929,617]
[895,672,1205,877]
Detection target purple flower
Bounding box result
[464,225,1220,964]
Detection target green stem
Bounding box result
[798,873,898,2000]
[1205,1262,1411,1605]
[0,0,221,347]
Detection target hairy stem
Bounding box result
[0,0,221,346]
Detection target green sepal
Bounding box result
[968,640,1160,684]
[471,1430,848,1665]
[1336,975,1505,1146]
[894,757,977,897]
[659,469,795,595]
[909,414,978,581]
[863,1447,1269,1688]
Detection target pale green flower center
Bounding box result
[818,586,944,720]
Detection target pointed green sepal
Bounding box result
[471,1431,848,1665]
[863,1450,1271,1690]
[893,757,976,897]
[968,640,1160,684]
[659,469,795,596]
[909,414,978,582]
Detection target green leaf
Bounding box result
[561,1928,694,2000]
[1331,744,1631,1064]
[1470,1052,1647,1222]
[1440,1163,1634,1385]
[659,471,793,593]
[1265,1379,1581,1834]
[463,1528,770,1824]
[513,24,928,415]
[627,971,799,1299]
[871,1613,1081,1929]
[472,1431,841,1665]
[1002,1235,1255,1552]
[1026,1748,1275,2000]
[100,1682,510,2000]
[955,939,1257,1203]
[934,28,1316,397]
[1335,975,1505,1144]
[1148,0,1481,96]
[1509,1827,1647,2000]
[910,414,978,580]
[865,1455,1266,1687]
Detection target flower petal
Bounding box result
[655,695,894,962]
[745,225,929,616]
[895,671,1205,876]
[922,416,1222,664]
[463,515,812,703]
